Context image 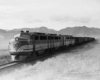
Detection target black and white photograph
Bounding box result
[0,0,99,80]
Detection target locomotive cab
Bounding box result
[8,31,33,61]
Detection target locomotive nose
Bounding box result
[8,39,17,53]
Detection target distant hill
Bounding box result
[0,26,100,40]
[4,26,57,39]
[1,26,100,49]
[58,26,100,37]
[11,26,56,33]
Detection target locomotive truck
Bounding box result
[8,31,95,61]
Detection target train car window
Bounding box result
[55,37,58,40]
[71,37,73,39]
[51,36,53,40]
[66,36,71,39]
[66,37,68,39]
[35,36,39,40]
[40,36,47,40]
[48,36,54,40]
[48,36,50,40]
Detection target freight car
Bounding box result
[8,31,95,61]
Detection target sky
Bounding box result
[0,0,100,30]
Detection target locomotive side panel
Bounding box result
[8,31,95,61]
[35,40,48,51]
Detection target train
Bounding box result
[8,31,95,61]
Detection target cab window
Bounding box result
[35,36,39,40]
[40,36,47,40]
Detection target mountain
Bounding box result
[11,26,57,33]
[58,26,100,37]
[0,26,100,40]
[1,26,100,49]
[1,26,57,39]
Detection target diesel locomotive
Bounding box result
[8,31,95,61]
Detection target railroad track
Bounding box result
[0,44,87,70]
[0,40,96,70]
[0,61,19,70]
[0,41,94,70]
[0,53,48,70]
[0,54,48,70]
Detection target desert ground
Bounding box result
[0,38,99,80]
[0,39,11,65]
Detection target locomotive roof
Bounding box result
[31,32,57,35]
[20,31,74,37]
[20,31,58,36]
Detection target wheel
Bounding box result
[38,50,44,55]
[35,51,39,56]
[28,52,37,59]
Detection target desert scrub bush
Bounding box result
[0,49,11,65]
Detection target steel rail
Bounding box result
[0,61,19,70]
[0,53,48,70]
